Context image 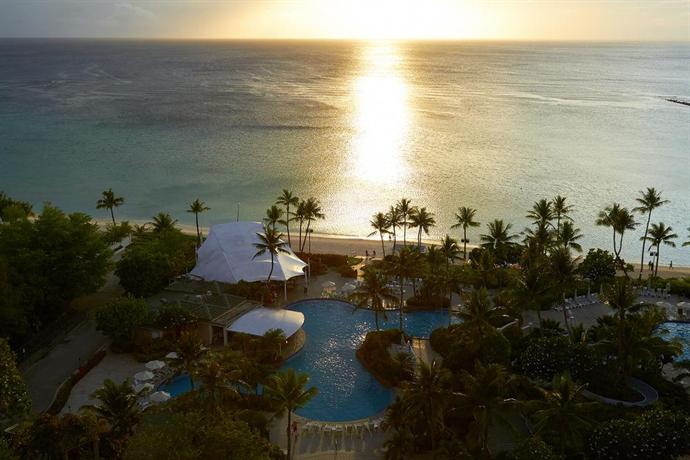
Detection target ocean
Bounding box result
[1,39,688,264]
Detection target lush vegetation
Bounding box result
[0,338,30,421]
[94,297,150,352]
[356,329,414,387]
[0,201,112,349]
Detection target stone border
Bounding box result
[582,377,658,407]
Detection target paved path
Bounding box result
[22,320,107,413]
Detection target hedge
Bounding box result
[356,329,410,387]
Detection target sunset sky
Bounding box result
[0,0,688,41]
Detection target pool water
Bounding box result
[281,299,456,421]
[159,373,193,397]
[660,321,690,361]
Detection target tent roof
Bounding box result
[190,221,307,284]
[227,307,304,338]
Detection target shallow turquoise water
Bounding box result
[660,321,690,361]
[158,373,193,397]
[282,299,456,421]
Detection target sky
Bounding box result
[0,0,688,41]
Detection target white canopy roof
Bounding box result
[228,307,304,338]
[190,221,307,283]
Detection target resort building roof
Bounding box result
[228,307,304,338]
[190,221,307,283]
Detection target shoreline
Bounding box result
[94,218,690,277]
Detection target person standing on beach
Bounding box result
[670,261,673,270]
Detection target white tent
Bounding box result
[228,307,305,338]
[190,221,307,284]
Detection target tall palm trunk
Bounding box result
[654,247,660,278]
[195,212,201,247]
[392,225,397,252]
[379,233,386,257]
[301,221,311,252]
[267,253,275,287]
[286,205,292,247]
[417,227,422,249]
[298,220,303,253]
[403,223,407,247]
[639,210,652,279]
[286,409,293,460]
[463,227,468,260]
[110,207,115,225]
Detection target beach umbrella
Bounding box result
[133,382,154,394]
[341,283,356,294]
[165,352,179,360]
[149,391,171,403]
[145,360,166,371]
[134,371,154,382]
[321,281,336,289]
[678,302,689,308]
[656,301,673,311]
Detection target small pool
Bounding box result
[159,373,193,397]
[281,299,456,421]
[660,321,690,361]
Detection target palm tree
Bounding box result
[440,235,461,273]
[451,206,480,260]
[523,221,553,253]
[386,247,419,332]
[263,205,284,231]
[253,226,289,287]
[552,195,574,238]
[368,212,390,257]
[409,207,435,249]
[513,249,553,327]
[300,197,324,253]
[349,268,396,331]
[530,372,596,454]
[88,379,141,439]
[558,220,583,252]
[480,219,518,251]
[396,198,415,248]
[172,331,206,390]
[526,198,554,226]
[193,355,242,414]
[633,188,669,279]
[457,287,507,340]
[294,200,307,253]
[597,203,636,274]
[386,205,404,252]
[601,278,638,376]
[276,190,299,248]
[150,212,178,233]
[96,189,124,225]
[186,199,210,247]
[456,363,518,456]
[402,361,450,451]
[265,369,317,460]
[643,222,678,277]
[596,203,621,255]
[78,411,109,460]
[549,246,579,336]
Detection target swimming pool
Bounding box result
[281,299,456,421]
[159,373,193,397]
[660,321,690,361]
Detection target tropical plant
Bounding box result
[264,369,317,460]
[368,212,390,257]
[549,246,579,335]
[300,197,324,252]
[530,372,596,454]
[456,287,508,340]
[558,220,583,252]
[172,332,206,390]
[293,199,307,252]
[96,188,124,224]
[94,297,150,351]
[0,338,30,419]
[456,363,518,456]
[578,248,616,288]
[386,205,404,252]
[633,187,669,279]
[88,379,141,439]
[396,198,416,248]
[409,207,435,248]
[154,304,198,338]
[349,267,396,331]
[150,212,178,233]
[451,206,480,260]
[552,194,574,238]
[193,355,242,414]
[386,247,420,332]
[253,226,289,287]
[401,361,450,451]
[0,191,32,222]
[439,235,461,293]
[276,189,299,248]
[263,205,284,232]
[186,198,210,247]
[642,222,678,277]
[523,221,554,253]
[526,198,554,226]
[480,219,518,252]
[596,203,637,275]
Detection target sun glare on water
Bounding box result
[350,42,410,185]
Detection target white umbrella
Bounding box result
[134,371,154,382]
[341,283,357,294]
[145,360,166,371]
[321,281,336,289]
[678,302,689,308]
[656,301,674,310]
[133,383,154,394]
[149,391,171,403]
[165,352,179,360]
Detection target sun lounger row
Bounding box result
[300,417,386,438]
[639,287,670,299]
[552,294,600,311]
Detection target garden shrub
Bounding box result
[356,329,411,387]
[443,327,511,373]
[578,248,616,288]
[587,409,690,460]
[510,437,562,460]
[94,297,150,352]
[519,336,597,381]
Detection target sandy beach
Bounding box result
[95,218,690,279]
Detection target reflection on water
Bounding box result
[350,42,410,184]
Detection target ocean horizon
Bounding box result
[1,39,689,263]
